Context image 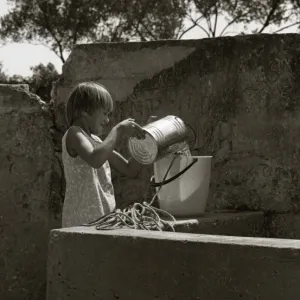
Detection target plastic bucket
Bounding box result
[153,156,212,217]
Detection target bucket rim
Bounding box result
[157,155,213,159]
[176,155,213,158]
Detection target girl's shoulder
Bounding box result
[65,126,91,157]
[67,126,100,143]
[65,126,89,139]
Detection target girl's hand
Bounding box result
[146,116,158,124]
[116,118,145,139]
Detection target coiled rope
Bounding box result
[83,156,178,232]
[85,202,176,232]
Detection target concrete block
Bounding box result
[264,212,300,239]
[0,84,62,300]
[47,227,300,300]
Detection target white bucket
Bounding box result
[153,156,212,217]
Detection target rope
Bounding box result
[85,202,176,232]
[83,156,178,232]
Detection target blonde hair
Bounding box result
[65,82,113,126]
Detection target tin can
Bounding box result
[128,115,189,165]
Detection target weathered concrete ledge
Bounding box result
[172,211,264,236]
[47,227,300,300]
[264,212,300,239]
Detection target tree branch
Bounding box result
[35,2,65,62]
[129,14,149,41]
[188,15,210,37]
[178,15,204,39]
[213,6,219,37]
[111,18,125,41]
[205,13,213,35]
[33,41,66,63]
[72,23,78,44]
[196,23,211,37]
[258,0,281,33]
[141,16,157,40]
[130,0,157,41]
[273,21,300,33]
[219,11,250,36]
[55,41,65,63]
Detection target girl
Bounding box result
[62,81,147,228]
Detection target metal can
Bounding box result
[128,115,189,165]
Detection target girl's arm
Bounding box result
[108,151,142,178]
[67,126,119,168]
[108,116,157,177]
[67,119,144,169]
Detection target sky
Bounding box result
[0,0,299,77]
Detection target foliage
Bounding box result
[0,0,188,62]
[1,0,299,60]
[0,62,7,82]
[180,0,300,38]
[1,0,299,100]
[29,63,59,102]
[106,0,188,41]
[0,62,59,102]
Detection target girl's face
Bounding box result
[85,108,111,135]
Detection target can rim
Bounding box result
[128,132,158,165]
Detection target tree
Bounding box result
[29,63,59,102]
[0,61,59,102]
[179,0,300,39]
[0,0,188,63]
[0,63,21,83]
[2,0,298,66]
[0,62,7,82]
[106,0,188,41]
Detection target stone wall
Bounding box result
[52,33,300,213]
[0,85,62,300]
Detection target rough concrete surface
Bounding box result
[0,85,62,300]
[52,34,300,213]
[47,228,300,300]
[264,212,300,239]
[174,211,264,236]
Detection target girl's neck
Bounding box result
[72,119,91,136]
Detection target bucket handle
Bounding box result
[150,158,198,187]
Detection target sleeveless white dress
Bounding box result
[61,126,116,227]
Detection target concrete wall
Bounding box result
[47,227,300,300]
[0,85,62,300]
[3,34,300,299]
[52,33,300,213]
